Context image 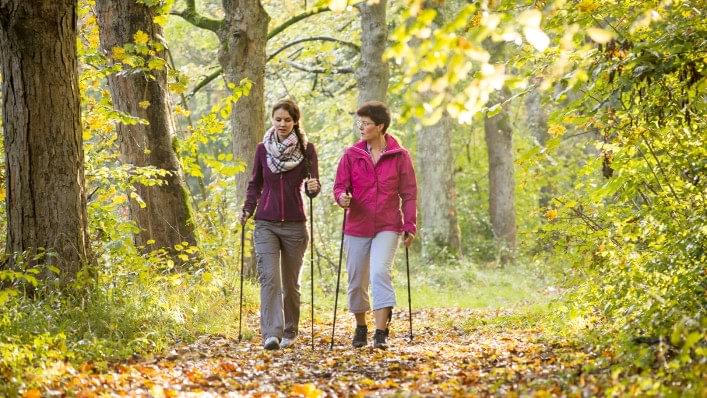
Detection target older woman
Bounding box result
[241,98,320,350]
[333,101,417,349]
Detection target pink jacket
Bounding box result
[333,134,417,237]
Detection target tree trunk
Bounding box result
[484,89,516,263]
[356,0,389,105]
[525,85,552,208]
[95,0,198,255]
[0,0,91,277]
[219,0,269,209]
[414,1,460,258]
[417,112,462,258]
[219,0,269,276]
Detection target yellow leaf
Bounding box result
[578,0,599,13]
[133,30,149,45]
[150,385,165,398]
[112,46,126,61]
[154,15,169,27]
[291,383,324,398]
[112,195,127,205]
[139,100,151,109]
[548,124,566,138]
[586,27,615,44]
[545,209,558,220]
[174,105,191,117]
[148,57,166,71]
[22,389,42,398]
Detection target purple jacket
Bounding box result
[243,142,319,222]
[333,134,417,237]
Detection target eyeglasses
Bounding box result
[356,120,376,129]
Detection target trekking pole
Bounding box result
[238,221,246,342]
[330,193,348,350]
[405,240,413,342]
[309,195,315,350]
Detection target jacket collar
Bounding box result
[350,133,403,158]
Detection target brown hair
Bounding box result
[356,101,391,133]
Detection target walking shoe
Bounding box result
[373,329,388,349]
[352,325,368,348]
[280,336,297,349]
[263,336,280,350]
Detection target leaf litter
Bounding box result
[35,308,612,397]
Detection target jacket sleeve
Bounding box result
[242,146,263,215]
[398,150,417,235]
[333,150,351,204]
[304,143,320,198]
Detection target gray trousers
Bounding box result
[345,231,400,313]
[254,220,308,340]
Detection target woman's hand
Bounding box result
[403,232,415,248]
[306,178,320,194]
[338,192,352,208]
[239,211,251,225]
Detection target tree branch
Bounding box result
[284,61,353,74]
[171,0,222,33]
[267,6,331,40]
[189,67,223,98]
[267,36,359,62]
[187,5,337,96]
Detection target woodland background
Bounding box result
[0,0,704,396]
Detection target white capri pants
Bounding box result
[344,231,400,313]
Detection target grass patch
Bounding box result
[393,258,556,310]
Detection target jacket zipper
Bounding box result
[280,174,285,222]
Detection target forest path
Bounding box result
[45,308,609,397]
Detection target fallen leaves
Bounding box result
[32,308,613,397]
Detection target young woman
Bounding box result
[240,99,320,350]
[333,101,417,349]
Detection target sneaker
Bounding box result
[373,329,388,349]
[280,336,297,349]
[263,336,280,350]
[352,325,368,348]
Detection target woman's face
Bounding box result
[357,116,383,143]
[272,108,295,139]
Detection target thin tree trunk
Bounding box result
[0,0,91,277]
[525,85,552,208]
[417,112,462,258]
[484,89,516,263]
[356,0,389,105]
[95,0,198,256]
[219,0,269,276]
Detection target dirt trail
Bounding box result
[45,308,605,397]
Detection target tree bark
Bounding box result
[414,1,461,258]
[525,85,552,208]
[218,0,269,209]
[218,0,269,276]
[417,112,462,258]
[0,0,91,276]
[484,89,516,263]
[356,0,389,105]
[95,0,198,255]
